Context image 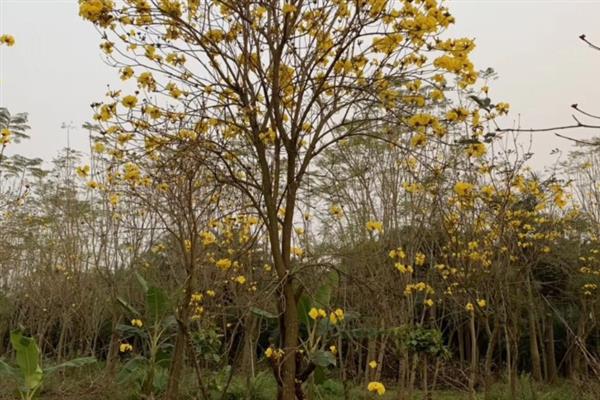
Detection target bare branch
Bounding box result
[580,33,600,51]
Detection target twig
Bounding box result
[580,34,600,51]
[554,133,598,146]
[572,104,600,120]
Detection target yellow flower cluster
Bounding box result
[1,128,11,145]
[190,291,204,319]
[122,95,138,109]
[367,381,385,395]
[79,0,114,27]
[389,248,406,260]
[123,162,141,183]
[466,142,486,158]
[265,347,285,359]
[415,252,426,266]
[131,319,143,328]
[0,34,15,47]
[292,246,304,257]
[119,342,133,353]
[404,282,434,296]
[582,283,597,297]
[330,204,344,219]
[200,231,216,245]
[76,165,91,178]
[215,258,232,270]
[394,263,413,274]
[158,0,182,17]
[366,220,384,233]
[433,38,478,87]
[454,181,474,197]
[329,308,345,325]
[308,307,327,320]
[372,33,404,54]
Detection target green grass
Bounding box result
[1,366,597,400]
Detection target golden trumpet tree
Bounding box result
[79,0,497,397]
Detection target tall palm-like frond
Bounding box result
[0,107,30,143]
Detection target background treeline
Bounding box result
[2,106,600,400]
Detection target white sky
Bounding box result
[1,0,600,171]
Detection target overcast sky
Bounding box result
[1,0,599,172]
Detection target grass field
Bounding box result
[1,365,598,400]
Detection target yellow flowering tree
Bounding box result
[78,0,499,397]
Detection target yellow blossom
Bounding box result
[329,308,345,325]
[454,181,474,197]
[123,162,141,182]
[367,381,385,395]
[0,34,15,47]
[76,165,91,178]
[216,258,232,270]
[119,343,133,353]
[366,220,383,233]
[131,319,143,328]
[191,292,203,303]
[120,66,134,80]
[109,193,120,206]
[200,231,216,245]
[309,307,326,320]
[372,33,404,54]
[87,181,99,189]
[122,95,138,109]
[466,142,486,158]
[93,141,105,153]
[415,252,426,266]
[330,204,344,219]
[282,3,297,14]
[496,102,510,115]
[410,132,427,148]
[79,0,114,27]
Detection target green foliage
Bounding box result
[250,307,278,320]
[315,271,339,309]
[191,326,223,364]
[310,350,337,368]
[0,331,95,400]
[391,326,450,358]
[223,370,277,400]
[115,272,175,398]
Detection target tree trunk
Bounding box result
[468,313,478,400]
[526,275,542,381]
[484,320,500,400]
[278,280,299,400]
[165,264,194,400]
[240,313,258,377]
[457,325,465,364]
[544,313,557,383]
[165,328,186,400]
[105,312,121,377]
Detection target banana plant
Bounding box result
[0,330,96,400]
[116,272,174,397]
